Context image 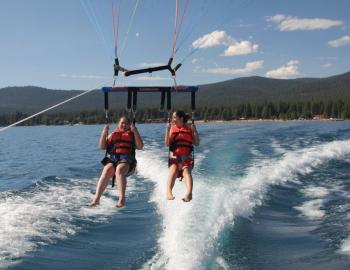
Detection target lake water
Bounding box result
[1,121,350,269]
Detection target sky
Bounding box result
[0,0,350,90]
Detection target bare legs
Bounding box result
[115,163,129,208]
[90,163,115,206]
[167,164,178,200]
[182,167,193,202]
[166,165,193,202]
[90,162,129,208]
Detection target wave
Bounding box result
[294,186,330,220]
[137,139,350,270]
[0,176,122,269]
[340,238,350,255]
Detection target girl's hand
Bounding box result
[103,124,109,133]
[190,123,197,132]
[130,124,137,133]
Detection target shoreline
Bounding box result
[0,118,346,129]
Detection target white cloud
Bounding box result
[192,30,233,49]
[287,60,299,66]
[59,74,107,79]
[267,14,343,31]
[191,58,198,64]
[266,14,287,23]
[265,60,300,79]
[328,35,350,48]
[223,41,259,56]
[136,32,140,37]
[138,62,164,67]
[192,30,259,57]
[133,75,172,81]
[205,60,264,75]
[322,63,333,68]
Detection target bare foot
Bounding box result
[167,193,175,200]
[88,201,99,207]
[116,197,126,208]
[182,193,192,202]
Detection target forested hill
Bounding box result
[198,71,350,106]
[1,71,350,113]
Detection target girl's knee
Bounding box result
[115,164,129,177]
[169,164,177,173]
[183,168,192,177]
[102,164,115,177]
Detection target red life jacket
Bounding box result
[169,125,193,156]
[107,128,135,155]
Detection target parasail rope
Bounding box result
[0,81,111,133]
[120,0,140,56]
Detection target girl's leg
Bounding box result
[167,164,178,200]
[90,163,115,206]
[115,163,130,208]
[182,167,193,202]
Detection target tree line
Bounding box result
[1,99,350,126]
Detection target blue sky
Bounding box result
[0,0,349,90]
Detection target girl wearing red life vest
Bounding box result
[165,110,200,202]
[90,116,144,208]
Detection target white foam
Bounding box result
[301,186,330,198]
[271,138,287,155]
[215,256,230,270]
[0,177,124,268]
[294,199,326,219]
[340,237,350,255]
[249,147,263,157]
[293,185,331,220]
[139,139,350,270]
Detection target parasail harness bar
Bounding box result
[114,57,182,77]
[102,85,198,121]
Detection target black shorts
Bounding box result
[101,154,136,177]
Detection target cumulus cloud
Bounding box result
[205,60,264,75]
[192,30,259,56]
[267,14,343,31]
[265,60,300,79]
[192,30,233,49]
[223,41,259,56]
[328,35,350,48]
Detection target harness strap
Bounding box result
[114,146,133,149]
[110,139,134,144]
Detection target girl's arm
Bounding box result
[99,124,109,149]
[164,123,171,146]
[131,125,144,150]
[191,124,200,146]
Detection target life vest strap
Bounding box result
[174,143,193,148]
[110,139,134,144]
[173,138,192,144]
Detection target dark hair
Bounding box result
[175,110,190,123]
[119,115,131,124]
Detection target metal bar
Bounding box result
[101,86,198,93]
[160,90,165,111]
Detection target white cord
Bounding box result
[0,80,111,133]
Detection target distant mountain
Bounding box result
[197,71,350,106]
[1,71,350,114]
